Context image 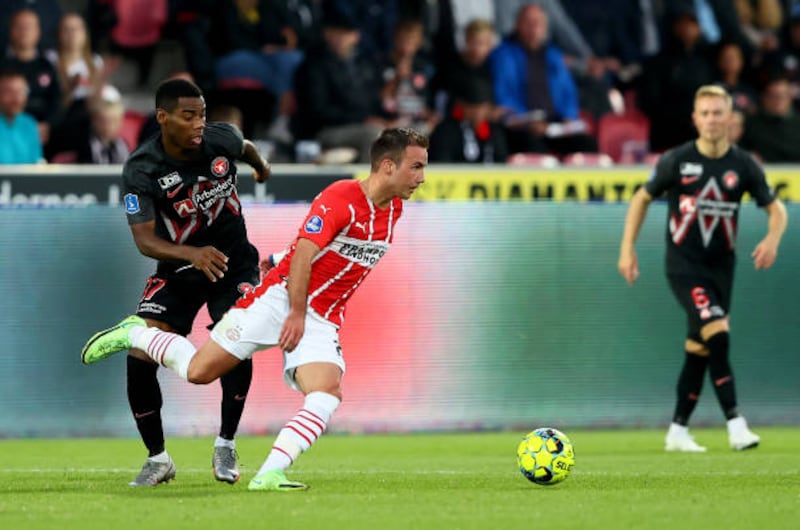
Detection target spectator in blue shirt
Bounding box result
[489,3,596,155]
[0,69,43,164]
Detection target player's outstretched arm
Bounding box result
[752,199,788,270]
[241,139,271,182]
[618,187,653,285]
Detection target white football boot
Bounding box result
[727,416,760,451]
[665,423,707,452]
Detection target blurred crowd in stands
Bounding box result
[3,0,800,166]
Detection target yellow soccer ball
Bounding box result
[517,427,575,485]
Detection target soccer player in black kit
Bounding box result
[618,85,788,452]
[117,79,270,485]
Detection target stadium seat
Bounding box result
[597,112,650,163]
[121,110,147,151]
[619,151,660,165]
[216,78,268,91]
[642,152,661,166]
[561,152,614,167]
[110,0,168,49]
[579,110,596,137]
[50,151,78,164]
[622,88,639,114]
[619,150,661,166]
[506,153,561,168]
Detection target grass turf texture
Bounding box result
[1,428,798,530]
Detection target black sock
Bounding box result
[219,359,253,440]
[672,352,708,426]
[127,355,165,456]
[706,332,738,420]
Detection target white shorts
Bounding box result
[210,284,346,390]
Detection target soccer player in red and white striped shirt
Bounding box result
[81,128,429,491]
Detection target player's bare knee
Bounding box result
[303,381,343,400]
[315,388,343,401]
[187,363,214,384]
[700,318,729,341]
[324,386,343,401]
[685,339,709,356]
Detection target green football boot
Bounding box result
[247,469,308,492]
[81,315,146,365]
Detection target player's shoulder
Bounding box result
[653,141,698,174]
[319,179,361,200]
[726,144,761,168]
[204,121,243,143]
[661,141,695,163]
[123,135,163,180]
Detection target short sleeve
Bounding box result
[204,122,244,158]
[744,154,776,207]
[121,161,156,224]
[644,149,678,197]
[297,189,350,249]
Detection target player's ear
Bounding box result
[381,157,395,173]
[156,108,168,125]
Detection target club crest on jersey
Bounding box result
[124,193,140,214]
[723,171,739,189]
[305,215,323,233]
[157,171,182,189]
[679,162,703,177]
[211,156,229,177]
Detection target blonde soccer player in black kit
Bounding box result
[618,85,788,452]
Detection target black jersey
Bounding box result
[122,122,250,268]
[645,141,775,274]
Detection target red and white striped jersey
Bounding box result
[248,179,402,327]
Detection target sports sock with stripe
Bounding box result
[129,327,196,380]
[672,351,708,426]
[706,332,738,420]
[257,391,341,474]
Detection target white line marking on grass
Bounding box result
[1,468,798,477]
[0,468,475,475]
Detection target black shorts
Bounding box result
[667,270,734,341]
[135,246,260,336]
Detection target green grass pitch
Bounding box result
[1,428,798,530]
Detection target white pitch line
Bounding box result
[0,468,472,475]
[0,468,797,477]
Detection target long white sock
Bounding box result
[257,391,341,474]
[129,327,196,381]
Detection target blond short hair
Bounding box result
[465,19,495,40]
[694,85,733,109]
